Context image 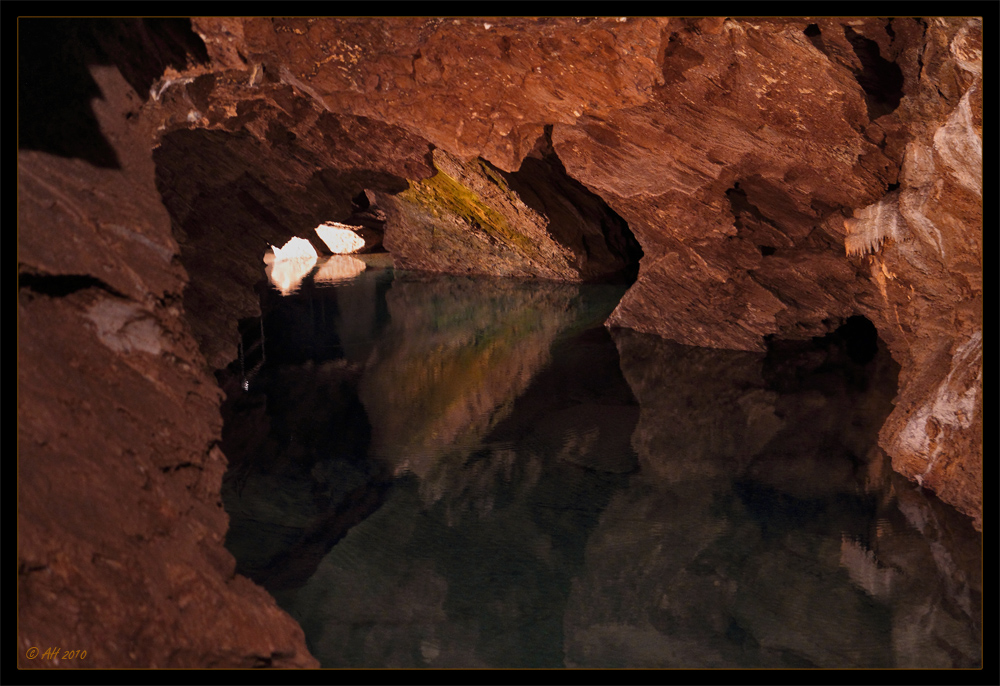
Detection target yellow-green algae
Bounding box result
[400,163,537,255]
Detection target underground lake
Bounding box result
[216,255,982,669]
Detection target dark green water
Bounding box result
[219,255,981,668]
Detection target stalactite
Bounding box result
[844,190,910,257]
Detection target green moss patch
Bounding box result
[400,164,536,254]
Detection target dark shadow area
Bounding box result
[830,314,880,365]
[764,314,891,394]
[17,271,123,298]
[87,18,210,98]
[219,352,392,592]
[660,29,706,86]
[18,18,209,168]
[217,270,397,593]
[311,167,409,227]
[844,26,904,120]
[496,126,643,284]
[252,269,394,368]
[346,189,390,238]
[19,19,122,168]
[803,23,826,55]
[726,182,794,251]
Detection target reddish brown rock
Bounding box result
[248,17,978,524]
[217,17,669,171]
[18,22,317,668]
[378,145,639,281]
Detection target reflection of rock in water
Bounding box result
[221,274,979,668]
[562,327,980,668]
[613,328,778,483]
[314,254,366,284]
[276,283,638,667]
[359,274,586,484]
[272,479,484,668]
[281,452,630,668]
[255,264,393,367]
[265,255,316,295]
[220,358,388,592]
[873,475,982,668]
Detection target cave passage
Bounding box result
[217,264,981,668]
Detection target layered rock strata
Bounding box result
[180,16,981,526]
[17,21,317,668]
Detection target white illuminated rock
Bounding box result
[265,237,318,294]
[315,222,366,254]
[270,236,319,262]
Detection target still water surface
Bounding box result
[220,256,981,668]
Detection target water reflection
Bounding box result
[560,330,980,668]
[220,267,981,669]
[264,238,319,295]
[358,275,610,487]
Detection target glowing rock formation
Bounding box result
[265,237,318,294]
[269,236,318,262]
[315,222,366,254]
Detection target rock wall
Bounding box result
[183,16,981,526]
[18,15,981,668]
[17,20,317,668]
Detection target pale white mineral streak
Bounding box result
[844,190,910,257]
[898,330,982,485]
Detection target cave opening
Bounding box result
[496,128,644,285]
[150,105,645,368]
[843,26,905,120]
[830,314,881,365]
[803,23,826,55]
